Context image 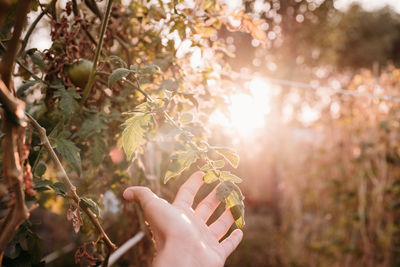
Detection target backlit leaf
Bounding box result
[220,171,242,183]
[214,147,240,168]
[164,151,198,183]
[122,113,153,159]
[216,181,245,228]
[204,170,219,183]
[200,160,225,171]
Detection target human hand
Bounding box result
[123,171,243,267]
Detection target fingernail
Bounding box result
[123,188,133,200]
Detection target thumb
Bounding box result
[123,186,170,226]
[123,186,158,212]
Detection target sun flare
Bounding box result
[210,77,271,136]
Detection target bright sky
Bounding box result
[334,0,400,12]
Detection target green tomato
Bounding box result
[66,59,93,88]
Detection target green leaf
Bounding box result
[51,182,67,196]
[108,55,127,68]
[214,147,240,168]
[122,113,153,159]
[33,179,52,189]
[34,162,47,177]
[76,114,108,138]
[204,170,219,183]
[108,68,135,88]
[179,113,193,124]
[27,49,47,70]
[220,171,242,183]
[81,197,100,217]
[200,160,225,171]
[164,151,198,183]
[92,136,107,166]
[53,87,81,118]
[16,80,39,97]
[53,133,82,175]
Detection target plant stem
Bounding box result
[0,0,32,90]
[80,0,114,106]
[26,113,117,252]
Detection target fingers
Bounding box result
[173,171,204,208]
[220,229,243,258]
[195,186,220,222]
[123,186,169,223]
[208,209,234,240]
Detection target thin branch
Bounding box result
[0,0,32,90]
[26,113,117,252]
[0,41,48,85]
[18,0,57,56]
[95,71,153,102]
[80,0,114,106]
[0,112,29,253]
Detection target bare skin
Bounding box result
[123,171,243,267]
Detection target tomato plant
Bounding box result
[0,0,268,265]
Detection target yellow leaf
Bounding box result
[204,170,219,183]
[122,113,152,159]
[220,171,242,183]
[164,151,198,183]
[214,147,240,168]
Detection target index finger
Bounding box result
[173,171,204,209]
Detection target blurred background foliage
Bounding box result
[2,0,400,266]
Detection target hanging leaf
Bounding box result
[216,181,243,202]
[108,68,135,88]
[164,151,198,183]
[216,181,245,228]
[214,147,240,168]
[81,197,101,217]
[51,182,67,196]
[220,171,242,183]
[122,113,153,159]
[230,205,245,228]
